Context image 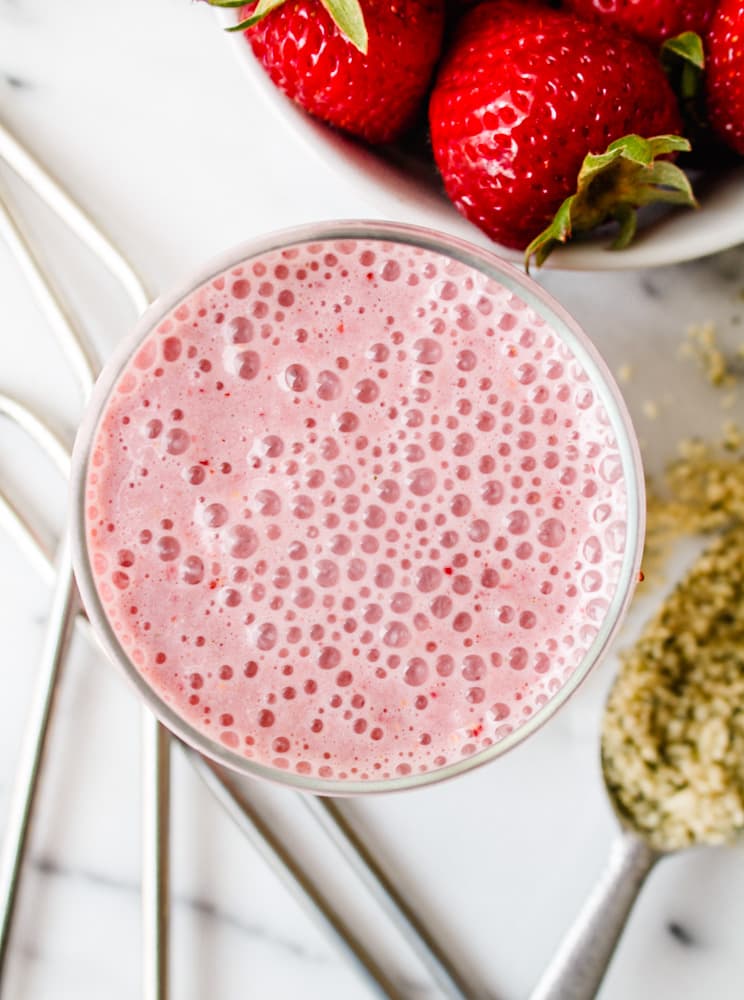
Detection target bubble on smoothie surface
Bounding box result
[84,238,629,783]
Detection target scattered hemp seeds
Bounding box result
[644,433,744,576]
[679,322,736,387]
[602,523,744,851]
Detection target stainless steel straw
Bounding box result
[0,191,99,979]
[0,119,149,317]
[304,796,474,999]
[0,529,78,975]
[0,115,472,999]
[0,157,170,1000]
[191,755,404,1000]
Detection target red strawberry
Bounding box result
[208,0,445,144]
[705,0,744,155]
[563,0,716,46]
[428,2,693,262]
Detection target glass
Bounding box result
[70,220,645,795]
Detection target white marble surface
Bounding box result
[1,1,744,997]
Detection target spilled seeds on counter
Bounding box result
[644,430,744,579]
[679,321,737,388]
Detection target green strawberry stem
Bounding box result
[205,0,369,53]
[524,134,697,271]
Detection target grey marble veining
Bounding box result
[33,852,339,964]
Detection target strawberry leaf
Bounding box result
[640,135,692,157]
[525,197,574,271]
[662,31,705,101]
[204,0,368,50]
[319,0,368,53]
[524,133,697,271]
[611,204,637,250]
[203,0,289,31]
[229,0,287,32]
[662,31,705,71]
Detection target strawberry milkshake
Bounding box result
[72,224,643,790]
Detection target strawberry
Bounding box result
[705,0,744,155]
[207,0,445,144]
[562,0,716,46]
[428,2,694,263]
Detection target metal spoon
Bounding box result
[528,783,662,1000]
[530,527,744,1000]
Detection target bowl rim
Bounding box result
[218,10,744,272]
[70,218,646,795]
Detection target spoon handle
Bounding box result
[529,830,658,1000]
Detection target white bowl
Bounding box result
[220,15,744,271]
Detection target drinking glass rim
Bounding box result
[70,219,645,796]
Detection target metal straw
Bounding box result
[0,160,170,998]
[303,796,473,999]
[0,485,93,641]
[142,721,171,1000]
[0,392,71,477]
[0,193,94,985]
[0,533,78,973]
[191,756,404,1000]
[0,179,98,392]
[0,118,149,317]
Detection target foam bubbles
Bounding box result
[285,364,309,392]
[157,536,180,561]
[482,482,504,506]
[204,503,228,528]
[407,468,436,496]
[354,379,379,403]
[314,560,340,587]
[404,658,428,686]
[237,350,260,380]
[413,338,442,365]
[377,479,400,504]
[318,647,341,670]
[538,518,567,548]
[230,525,258,559]
[383,622,411,648]
[316,370,342,401]
[181,555,204,585]
[257,489,281,516]
[87,236,630,784]
[166,428,190,456]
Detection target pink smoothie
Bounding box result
[83,237,630,782]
